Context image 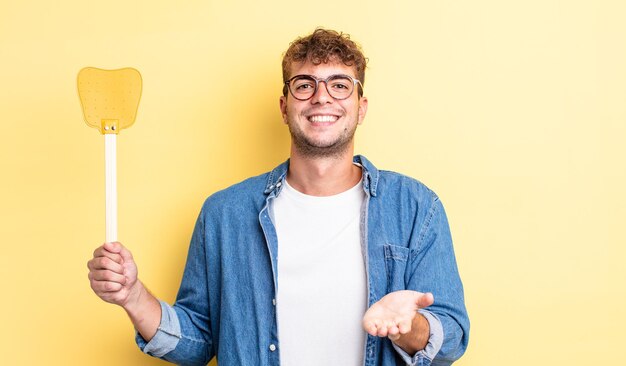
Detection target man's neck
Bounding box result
[287,148,362,197]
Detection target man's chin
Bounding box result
[293,138,353,158]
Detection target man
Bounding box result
[88,28,469,366]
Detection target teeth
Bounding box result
[308,115,338,123]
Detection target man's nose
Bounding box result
[310,81,333,104]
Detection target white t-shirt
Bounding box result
[272,178,367,366]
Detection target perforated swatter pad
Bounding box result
[78,67,142,134]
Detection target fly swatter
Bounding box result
[78,67,142,243]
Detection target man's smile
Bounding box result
[307,114,339,123]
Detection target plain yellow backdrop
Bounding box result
[1,0,625,365]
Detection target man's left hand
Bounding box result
[362,290,434,343]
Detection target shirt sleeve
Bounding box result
[134,204,215,366]
[135,300,182,357]
[406,195,470,364]
[391,309,444,365]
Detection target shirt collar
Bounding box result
[264,155,379,197]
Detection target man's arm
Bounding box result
[87,241,161,341]
[88,204,215,365]
[363,195,469,365]
[403,197,470,363]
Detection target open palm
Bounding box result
[362,290,434,341]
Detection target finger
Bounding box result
[90,280,123,293]
[88,256,124,274]
[416,292,435,308]
[92,246,123,265]
[397,320,412,334]
[89,269,127,284]
[363,319,380,336]
[118,244,134,263]
[363,322,377,335]
[388,332,401,341]
[103,241,123,254]
[388,324,400,336]
[99,291,127,305]
[377,326,389,337]
[377,321,393,337]
[88,256,124,273]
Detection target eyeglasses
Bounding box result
[284,74,363,101]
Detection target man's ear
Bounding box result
[279,95,288,124]
[358,96,368,125]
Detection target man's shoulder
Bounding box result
[373,169,447,227]
[198,171,271,217]
[209,172,269,202]
[376,169,440,203]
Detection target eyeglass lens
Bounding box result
[289,75,355,100]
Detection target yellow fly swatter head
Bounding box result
[77,67,142,134]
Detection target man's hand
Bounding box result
[87,242,161,341]
[362,290,434,352]
[87,241,140,307]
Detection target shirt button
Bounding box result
[272,298,276,306]
[269,344,277,352]
[276,181,282,188]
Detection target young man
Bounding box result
[88,29,469,366]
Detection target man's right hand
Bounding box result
[87,242,162,341]
[87,241,140,308]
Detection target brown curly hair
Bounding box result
[282,28,368,97]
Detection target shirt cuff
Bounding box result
[135,300,182,357]
[391,309,444,365]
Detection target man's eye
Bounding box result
[295,82,314,91]
[330,81,351,90]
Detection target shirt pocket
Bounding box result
[383,244,410,292]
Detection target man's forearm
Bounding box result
[123,281,162,341]
[392,312,430,355]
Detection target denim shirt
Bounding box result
[136,155,469,366]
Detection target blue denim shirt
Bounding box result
[136,155,469,366]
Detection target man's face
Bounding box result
[279,61,368,158]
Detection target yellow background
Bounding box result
[1,0,625,365]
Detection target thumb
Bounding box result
[416,292,434,309]
[104,242,134,262]
[103,241,122,253]
[118,245,134,262]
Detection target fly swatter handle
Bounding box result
[105,134,118,243]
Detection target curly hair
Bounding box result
[282,28,368,97]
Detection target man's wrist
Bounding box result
[123,280,148,314]
[123,281,162,341]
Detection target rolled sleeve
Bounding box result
[391,309,444,366]
[135,300,182,357]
